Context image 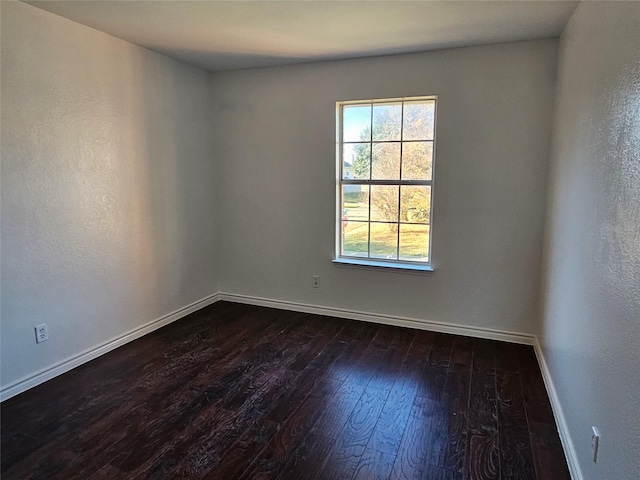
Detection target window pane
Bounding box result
[400,186,431,224]
[372,103,402,141]
[343,143,370,179]
[338,97,436,267]
[371,142,401,180]
[402,101,435,141]
[342,221,369,257]
[342,186,369,222]
[399,224,430,262]
[370,222,398,260]
[343,105,371,142]
[401,141,433,180]
[370,185,399,222]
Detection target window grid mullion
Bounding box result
[396,101,404,261]
[341,179,432,186]
[367,104,373,259]
[343,139,433,144]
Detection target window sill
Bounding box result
[332,258,434,275]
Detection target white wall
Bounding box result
[1,1,218,388]
[540,2,640,479]
[211,40,557,334]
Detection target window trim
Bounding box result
[334,96,437,272]
[332,257,434,274]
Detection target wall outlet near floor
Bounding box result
[312,275,320,288]
[35,323,49,343]
[591,426,600,463]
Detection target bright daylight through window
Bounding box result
[336,97,436,269]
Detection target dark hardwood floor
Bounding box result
[1,301,570,479]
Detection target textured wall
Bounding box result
[540,2,640,479]
[1,1,218,387]
[211,40,557,334]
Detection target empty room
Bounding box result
[1,1,638,479]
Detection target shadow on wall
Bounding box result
[0,0,216,388]
[75,44,218,326]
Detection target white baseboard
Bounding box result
[218,292,536,345]
[0,293,221,402]
[533,338,584,480]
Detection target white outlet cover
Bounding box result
[591,426,600,463]
[35,323,48,343]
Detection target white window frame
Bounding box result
[333,96,437,273]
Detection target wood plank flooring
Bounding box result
[1,301,570,479]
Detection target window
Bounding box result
[335,96,436,271]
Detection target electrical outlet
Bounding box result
[591,426,600,463]
[312,275,320,288]
[35,323,48,343]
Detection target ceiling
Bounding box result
[26,1,579,72]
